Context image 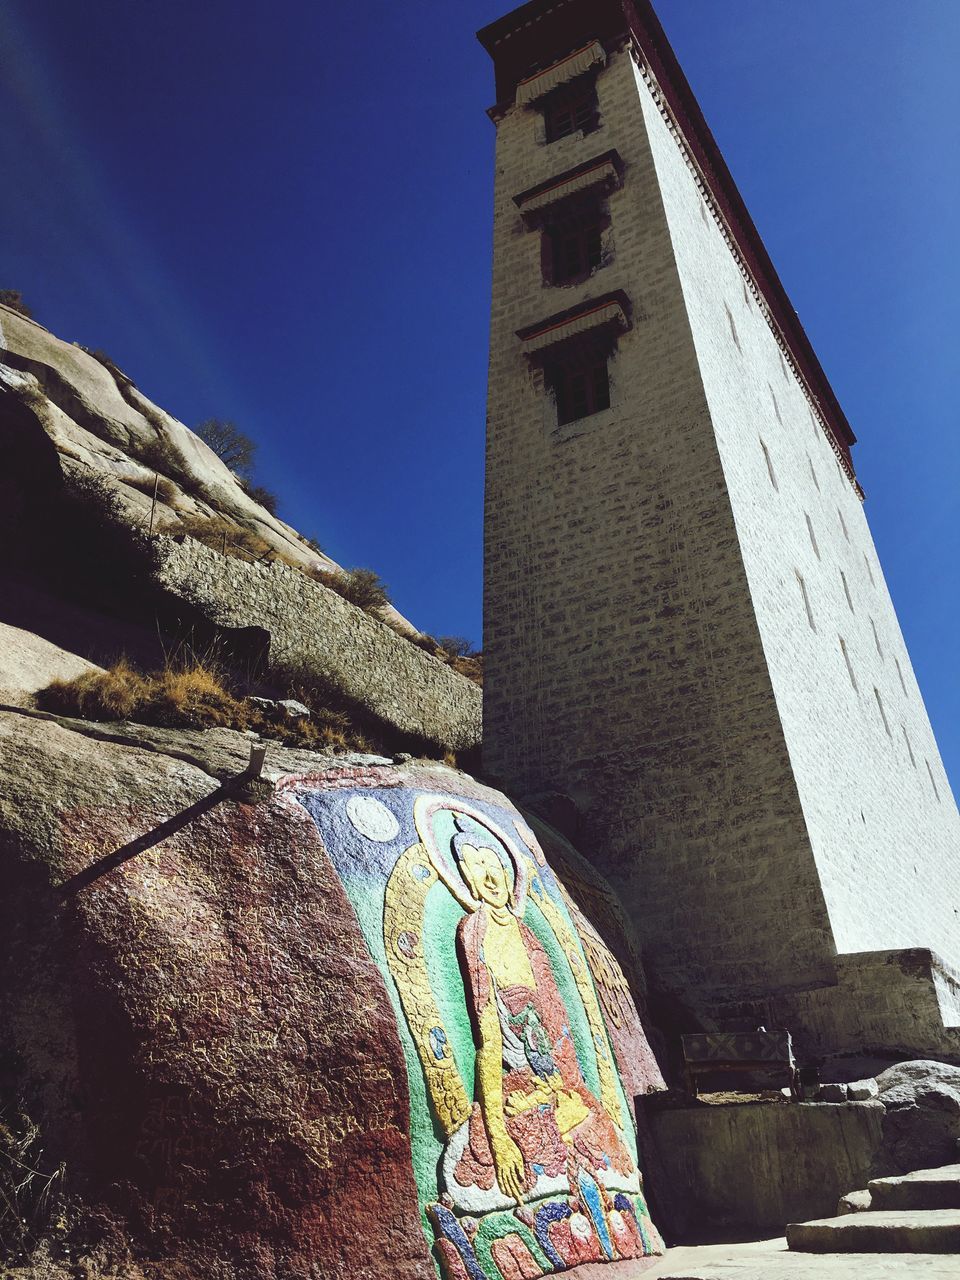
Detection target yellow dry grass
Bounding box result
[38,660,366,751]
[166,513,272,562]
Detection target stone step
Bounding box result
[869,1164,960,1211]
[786,1209,960,1253]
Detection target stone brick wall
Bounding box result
[153,537,482,752]
[483,45,837,1006]
[482,39,960,1021]
[634,53,960,973]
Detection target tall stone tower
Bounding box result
[478,0,960,1060]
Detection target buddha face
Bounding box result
[459,841,512,910]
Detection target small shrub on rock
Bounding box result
[0,289,32,319]
[149,665,245,729]
[451,653,483,686]
[403,632,483,685]
[137,437,211,501]
[0,1107,65,1258]
[79,346,134,386]
[39,659,151,721]
[437,636,478,659]
[311,566,390,614]
[39,661,247,731]
[195,419,256,479]
[54,469,161,589]
[241,481,279,516]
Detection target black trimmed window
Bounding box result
[543,80,599,143]
[550,356,610,425]
[547,212,602,284]
[541,192,609,287]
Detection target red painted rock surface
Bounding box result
[0,710,433,1279]
[0,713,666,1279]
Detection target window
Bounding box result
[840,569,854,612]
[874,687,892,738]
[796,571,815,631]
[894,656,908,696]
[870,616,883,659]
[804,511,820,560]
[544,82,599,143]
[545,204,604,284]
[760,438,778,491]
[725,302,741,353]
[926,758,941,803]
[839,636,858,692]
[551,357,610,425]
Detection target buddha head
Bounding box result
[451,818,513,910]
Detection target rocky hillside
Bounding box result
[0,301,343,580]
[0,301,481,757]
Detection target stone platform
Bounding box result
[645,1099,885,1238]
[562,1237,958,1279]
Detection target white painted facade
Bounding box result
[631,55,960,969]
[482,30,960,1042]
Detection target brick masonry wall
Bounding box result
[483,45,839,1007]
[634,52,960,974]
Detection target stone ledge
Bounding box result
[151,536,482,752]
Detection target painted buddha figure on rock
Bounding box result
[443,818,636,1213]
[367,789,662,1276]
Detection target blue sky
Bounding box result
[2,1,957,789]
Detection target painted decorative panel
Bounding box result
[295,771,663,1279]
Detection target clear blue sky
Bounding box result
[2,1,958,790]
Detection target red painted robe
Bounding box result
[453,906,634,1196]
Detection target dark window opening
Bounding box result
[551,357,610,425]
[542,196,608,286]
[548,218,602,284]
[543,80,599,143]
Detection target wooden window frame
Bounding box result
[549,353,611,426]
[542,78,600,144]
[541,195,609,287]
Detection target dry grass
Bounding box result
[38,660,243,729]
[0,1109,65,1259]
[137,437,210,501]
[400,631,483,686]
[449,653,483,686]
[124,472,178,504]
[166,513,272,562]
[37,660,366,751]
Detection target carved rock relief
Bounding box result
[295,774,664,1280]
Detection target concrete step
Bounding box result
[869,1164,960,1211]
[786,1209,960,1253]
[837,1188,872,1215]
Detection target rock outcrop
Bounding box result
[0,621,102,706]
[0,702,665,1279]
[0,304,327,572]
[152,537,481,753]
[875,1060,960,1174]
[0,302,481,757]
